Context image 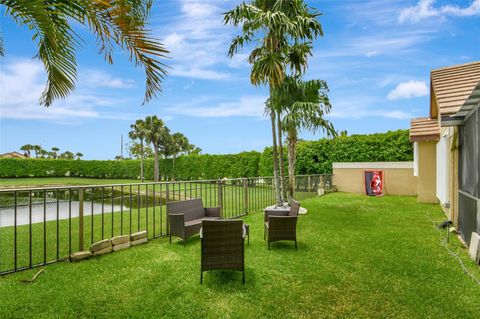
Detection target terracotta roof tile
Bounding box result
[410,117,440,142]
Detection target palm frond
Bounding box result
[0,30,4,56]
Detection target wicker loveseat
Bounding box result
[167,199,221,244]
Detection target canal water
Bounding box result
[0,189,167,227]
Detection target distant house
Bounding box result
[0,151,28,159]
[410,61,480,246]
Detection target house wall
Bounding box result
[417,141,438,203]
[332,162,417,196]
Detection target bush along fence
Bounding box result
[0,130,412,179]
[0,174,332,275]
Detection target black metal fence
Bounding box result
[0,174,332,275]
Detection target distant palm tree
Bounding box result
[75,152,83,160]
[274,77,336,199]
[1,0,168,107]
[129,119,147,182]
[39,149,49,158]
[19,144,33,157]
[60,151,74,160]
[51,147,60,159]
[224,0,323,205]
[144,115,168,182]
[32,145,42,158]
[169,132,189,180]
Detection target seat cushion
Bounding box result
[185,219,202,227]
[202,217,220,221]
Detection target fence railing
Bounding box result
[0,174,332,275]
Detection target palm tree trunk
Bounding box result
[140,140,144,182]
[172,155,176,181]
[269,102,282,207]
[153,145,159,182]
[277,110,286,202]
[287,130,297,202]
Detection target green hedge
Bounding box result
[0,151,262,180]
[0,130,412,179]
[258,129,413,175]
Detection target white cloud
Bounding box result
[399,0,480,23]
[387,81,428,100]
[169,65,231,80]
[155,0,235,80]
[0,59,134,121]
[167,95,267,118]
[82,70,135,89]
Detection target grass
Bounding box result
[0,193,479,318]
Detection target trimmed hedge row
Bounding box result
[0,130,412,179]
[0,151,262,180]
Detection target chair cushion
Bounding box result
[185,219,202,227]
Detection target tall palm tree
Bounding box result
[129,119,147,182]
[1,0,168,107]
[275,77,336,200]
[51,147,60,159]
[144,115,168,182]
[169,132,189,180]
[19,144,33,157]
[224,0,323,206]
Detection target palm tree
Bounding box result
[32,145,42,158]
[60,151,74,160]
[75,152,83,160]
[19,144,33,157]
[144,115,168,182]
[39,149,49,158]
[169,132,189,180]
[274,77,336,200]
[51,147,60,159]
[1,0,168,107]
[129,119,147,182]
[224,0,323,206]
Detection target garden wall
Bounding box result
[332,162,417,196]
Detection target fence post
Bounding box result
[79,188,84,251]
[307,175,312,193]
[217,179,223,218]
[243,178,248,215]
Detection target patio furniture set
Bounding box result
[166,198,301,284]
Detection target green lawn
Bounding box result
[0,193,479,318]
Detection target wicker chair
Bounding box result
[200,219,245,284]
[264,200,300,250]
[167,199,221,244]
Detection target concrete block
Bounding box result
[130,231,147,241]
[468,232,480,263]
[112,235,130,246]
[90,239,112,252]
[131,237,148,246]
[93,246,113,256]
[69,251,92,262]
[113,242,131,252]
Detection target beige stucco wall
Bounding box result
[417,141,438,203]
[332,162,417,196]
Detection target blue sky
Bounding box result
[0,0,479,159]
